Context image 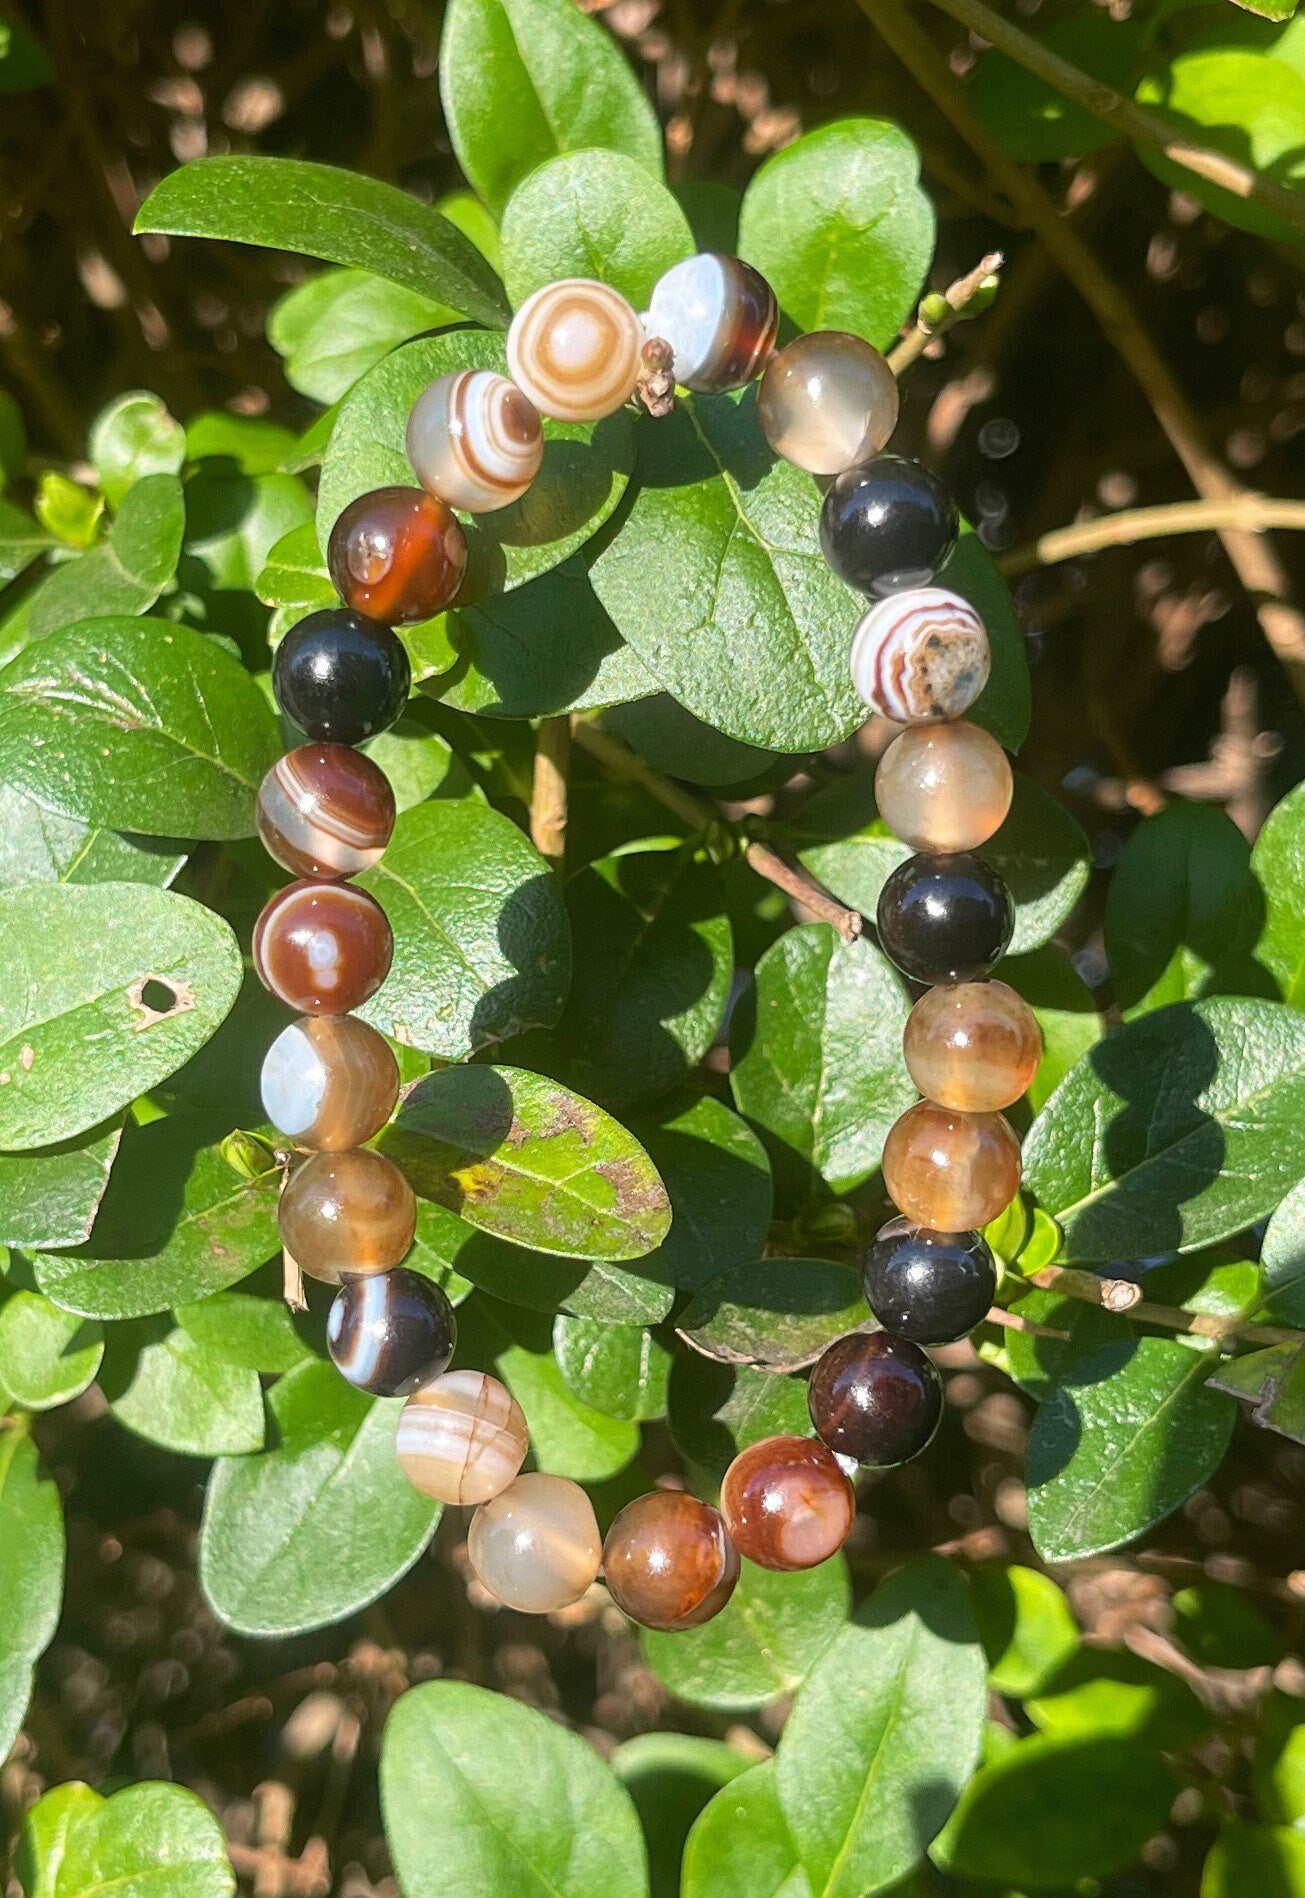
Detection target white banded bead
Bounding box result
[405,369,544,512]
[506,279,642,422]
[644,253,779,393]
[849,586,990,724]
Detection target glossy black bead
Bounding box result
[326,1267,456,1398]
[273,607,411,746]
[808,1330,943,1468]
[863,1217,997,1345]
[819,455,959,598]
[876,851,1013,984]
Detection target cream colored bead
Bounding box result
[467,1472,602,1613]
[506,279,643,422]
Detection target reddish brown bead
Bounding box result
[327,485,467,626]
[257,744,395,882]
[719,1435,855,1573]
[808,1331,943,1467]
[252,879,393,1015]
[602,1492,740,1632]
[903,980,1042,1114]
[882,1100,1022,1231]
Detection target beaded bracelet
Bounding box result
[249,249,1036,1633]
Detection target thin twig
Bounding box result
[530,715,572,872]
[1003,495,1305,575]
[888,249,1004,376]
[1025,1263,1305,1350]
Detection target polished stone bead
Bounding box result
[882,1101,1022,1231]
[862,1217,997,1345]
[758,329,898,474]
[719,1435,855,1573]
[327,486,467,626]
[257,744,395,881]
[903,979,1041,1112]
[468,1472,602,1613]
[808,1330,943,1467]
[406,368,544,512]
[644,253,778,392]
[876,852,1014,985]
[875,722,1009,856]
[507,279,643,422]
[602,1492,740,1633]
[278,1148,416,1285]
[820,455,959,598]
[252,879,393,1015]
[273,608,411,745]
[396,1369,528,1506]
[327,1266,456,1397]
[850,589,990,725]
[260,1015,399,1150]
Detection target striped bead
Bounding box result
[257,744,395,881]
[396,1369,529,1506]
[849,587,990,724]
[506,279,643,422]
[260,1015,399,1150]
[327,486,467,626]
[252,879,392,1015]
[326,1267,456,1398]
[406,369,544,512]
[645,253,779,393]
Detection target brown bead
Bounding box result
[882,1100,1022,1231]
[903,980,1042,1114]
[278,1148,416,1284]
[719,1435,855,1573]
[327,485,467,625]
[260,1015,399,1150]
[602,1492,740,1632]
[252,879,393,1015]
[808,1331,943,1467]
[875,722,1012,854]
[257,743,396,881]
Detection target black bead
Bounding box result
[819,455,959,598]
[273,607,411,746]
[326,1267,456,1398]
[863,1217,997,1345]
[807,1330,943,1467]
[876,851,1013,984]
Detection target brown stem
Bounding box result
[530,715,572,872]
[887,249,1004,376]
[1002,496,1305,576]
[1025,1263,1304,1350]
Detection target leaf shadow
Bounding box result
[465,871,571,1053]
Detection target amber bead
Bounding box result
[758,329,898,475]
[278,1149,416,1285]
[327,486,467,625]
[903,980,1041,1113]
[468,1473,602,1613]
[260,1015,399,1150]
[882,1100,1022,1231]
[257,744,396,882]
[808,1331,943,1467]
[862,1218,996,1345]
[875,723,1012,855]
[876,852,1014,986]
[719,1435,855,1573]
[252,880,393,1016]
[602,1492,740,1633]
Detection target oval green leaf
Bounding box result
[0,1290,102,1409]
[683,1760,810,1898]
[18,1780,234,1898]
[553,1315,671,1421]
[0,1428,64,1762]
[502,149,693,308]
[101,1317,265,1456]
[643,1555,849,1714]
[26,474,186,641]
[678,1258,866,1372]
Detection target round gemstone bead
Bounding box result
[278,1148,416,1285]
[882,1101,1022,1231]
[850,589,990,724]
[602,1492,740,1633]
[875,722,1010,852]
[506,279,643,422]
[808,1331,943,1467]
[757,329,898,474]
[326,485,467,625]
[396,1369,528,1506]
[273,608,410,745]
[468,1472,602,1613]
[903,979,1041,1113]
[719,1435,855,1573]
[644,253,778,392]
[876,852,1014,985]
[257,744,395,881]
[820,456,959,599]
[260,1015,399,1150]
[405,369,544,513]
[252,879,392,1016]
[862,1218,997,1345]
[326,1267,456,1397]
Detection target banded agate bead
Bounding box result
[468,1473,602,1613]
[821,456,959,598]
[396,1369,528,1506]
[758,330,898,475]
[260,1015,399,1150]
[875,722,1010,852]
[327,486,467,625]
[882,1101,1022,1231]
[406,369,544,513]
[876,852,1014,986]
[273,609,410,746]
[719,1436,855,1573]
[850,590,990,725]
[903,979,1041,1113]
[252,880,392,1015]
[602,1492,740,1633]
[507,279,642,422]
[327,1267,456,1398]
[278,1149,416,1285]
[644,253,778,392]
[808,1331,943,1467]
[863,1217,997,1345]
[257,744,395,881]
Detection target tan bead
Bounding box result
[875,722,1012,854]
[278,1148,416,1285]
[506,279,642,422]
[758,329,899,475]
[882,1100,1022,1231]
[467,1472,602,1613]
[395,1369,528,1506]
[903,980,1042,1114]
[260,1016,399,1151]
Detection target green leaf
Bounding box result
[1208,1341,1305,1444]
[0,782,187,892]
[0,615,281,840]
[439,0,664,217]
[1137,51,1305,246]
[27,474,186,641]
[136,155,510,328]
[644,1555,849,1713]
[100,1316,264,1455]
[1003,944,1103,1112]
[89,391,186,506]
[630,1094,773,1294]
[268,267,461,405]
[683,1760,811,1898]
[967,1563,1080,1698]
[738,118,934,348]
[183,466,313,604]
[18,1781,234,1898]
[363,706,481,812]
[679,1257,865,1372]
[501,150,693,308]
[0,19,50,92]
[255,521,337,624]
[775,1557,987,1898]
[0,1428,63,1761]
[1001,1285,1128,1403]
[35,474,102,549]
[603,694,775,788]
[1027,1335,1237,1561]
[1106,800,1261,1013]
[1026,1646,1211,1748]
[200,1359,439,1635]
[554,1315,670,1420]
[1262,1175,1305,1324]
[1172,1581,1283,1670]
[0,498,53,585]
[970,16,1142,161]
[1252,779,1305,1007]
[459,1299,640,1480]
[1253,1693,1305,1825]
[186,412,298,475]
[174,1289,314,1375]
[0,1291,102,1409]
[0,1117,124,1250]
[1203,1824,1305,1897]
[614,1734,751,1898]
[668,1350,813,1480]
